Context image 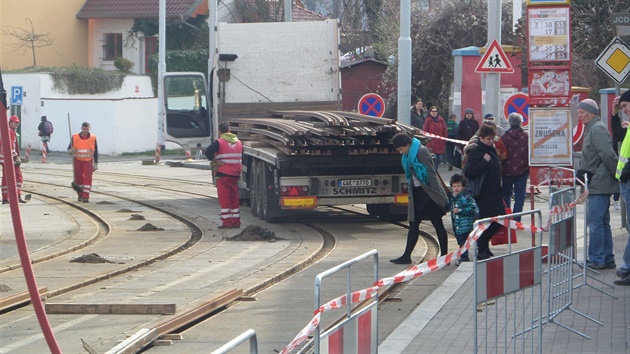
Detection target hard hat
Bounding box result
[9,115,20,123]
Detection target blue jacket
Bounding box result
[448,190,479,235]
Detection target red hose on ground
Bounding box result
[0,98,62,351]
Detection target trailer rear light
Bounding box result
[394,193,408,204]
[281,186,309,196]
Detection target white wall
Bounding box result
[4,73,159,155]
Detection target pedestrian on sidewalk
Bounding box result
[67,122,98,203]
[447,174,478,264]
[445,113,458,171]
[463,123,504,260]
[423,106,448,169]
[613,90,630,285]
[501,113,529,221]
[577,99,618,270]
[410,99,427,129]
[1,115,29,204]
[390,133,448,264]
[611,95,625,211]
[205,122,243,229]
[37,115,53,154]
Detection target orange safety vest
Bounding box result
[216,137,243,177]
[72,133,96,162]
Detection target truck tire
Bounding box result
[260,161,287,223]
[249,160,260,217]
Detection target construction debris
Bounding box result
[70,253,113,263]
[226,225,278,242]
[137,223,164,231]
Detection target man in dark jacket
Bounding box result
[501,113,529,221]
[578,99,618,270]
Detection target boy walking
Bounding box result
[448,174,479,264]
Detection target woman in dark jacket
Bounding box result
[463,124,504,259]
[390,133,449,264]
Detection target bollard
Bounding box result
[155,143,161,163]
[41,144,47,163]
[25,143,31,163]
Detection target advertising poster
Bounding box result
[529,108,572,166]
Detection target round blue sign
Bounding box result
[503,93,529,127]
[358,93,385,117]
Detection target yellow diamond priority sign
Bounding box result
[596,36,630,84]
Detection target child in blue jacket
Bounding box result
[448,174,479,263]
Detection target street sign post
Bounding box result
[357,93,385,117]
[475,39,514,73]
[504,93,530,127]
[11,86,23,106]
[595,36,630,85]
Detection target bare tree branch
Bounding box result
[2,18,55,66]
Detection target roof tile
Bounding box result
[77,0,204,19]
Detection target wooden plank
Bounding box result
[0,287,47,312]
[45,303,176,315]
[104,328,157,354]
[155,289,243,335]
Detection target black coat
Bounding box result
[463,140,504,218]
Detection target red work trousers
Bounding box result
[74,159,94,200]
[1,164,22,200]
[217,175,240,227]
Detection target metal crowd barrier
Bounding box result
[211,329,258,354]
[473,209,544,354]
[314,249,379,354]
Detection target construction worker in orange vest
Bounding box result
[67,122,98,203]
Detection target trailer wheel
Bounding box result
[260,161,287,223]
[249,160,260,217]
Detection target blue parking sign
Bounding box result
[11,86,23,106]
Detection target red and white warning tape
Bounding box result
[279,189,588,353]
[418,129,468,146]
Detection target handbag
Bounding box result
[491,203,518,246]
[467,171,487,197]
[452,148,463,169]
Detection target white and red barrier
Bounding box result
[24,143,31,163]
[41,143,47,163]
[279,188,589,354]
[155,143,161,162]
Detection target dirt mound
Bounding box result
[128,214,145,220]
[70,253,113,263]
[117,208,142,213]
[226,225,278,241]
[97,201,115,204]
[137,223,164,231]
[0,284,12,292]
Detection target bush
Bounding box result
[114,57,134,72]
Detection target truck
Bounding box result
[161,19,418,222]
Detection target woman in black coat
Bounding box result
[463,124,504,259]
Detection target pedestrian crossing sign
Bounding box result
[475,39,514,74]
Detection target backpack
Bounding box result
[43,121,54,135]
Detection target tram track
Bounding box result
[2,163,441,353]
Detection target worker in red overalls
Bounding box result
[1,115,29,204]
[205,122,243,229]
[67,122,98,203]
